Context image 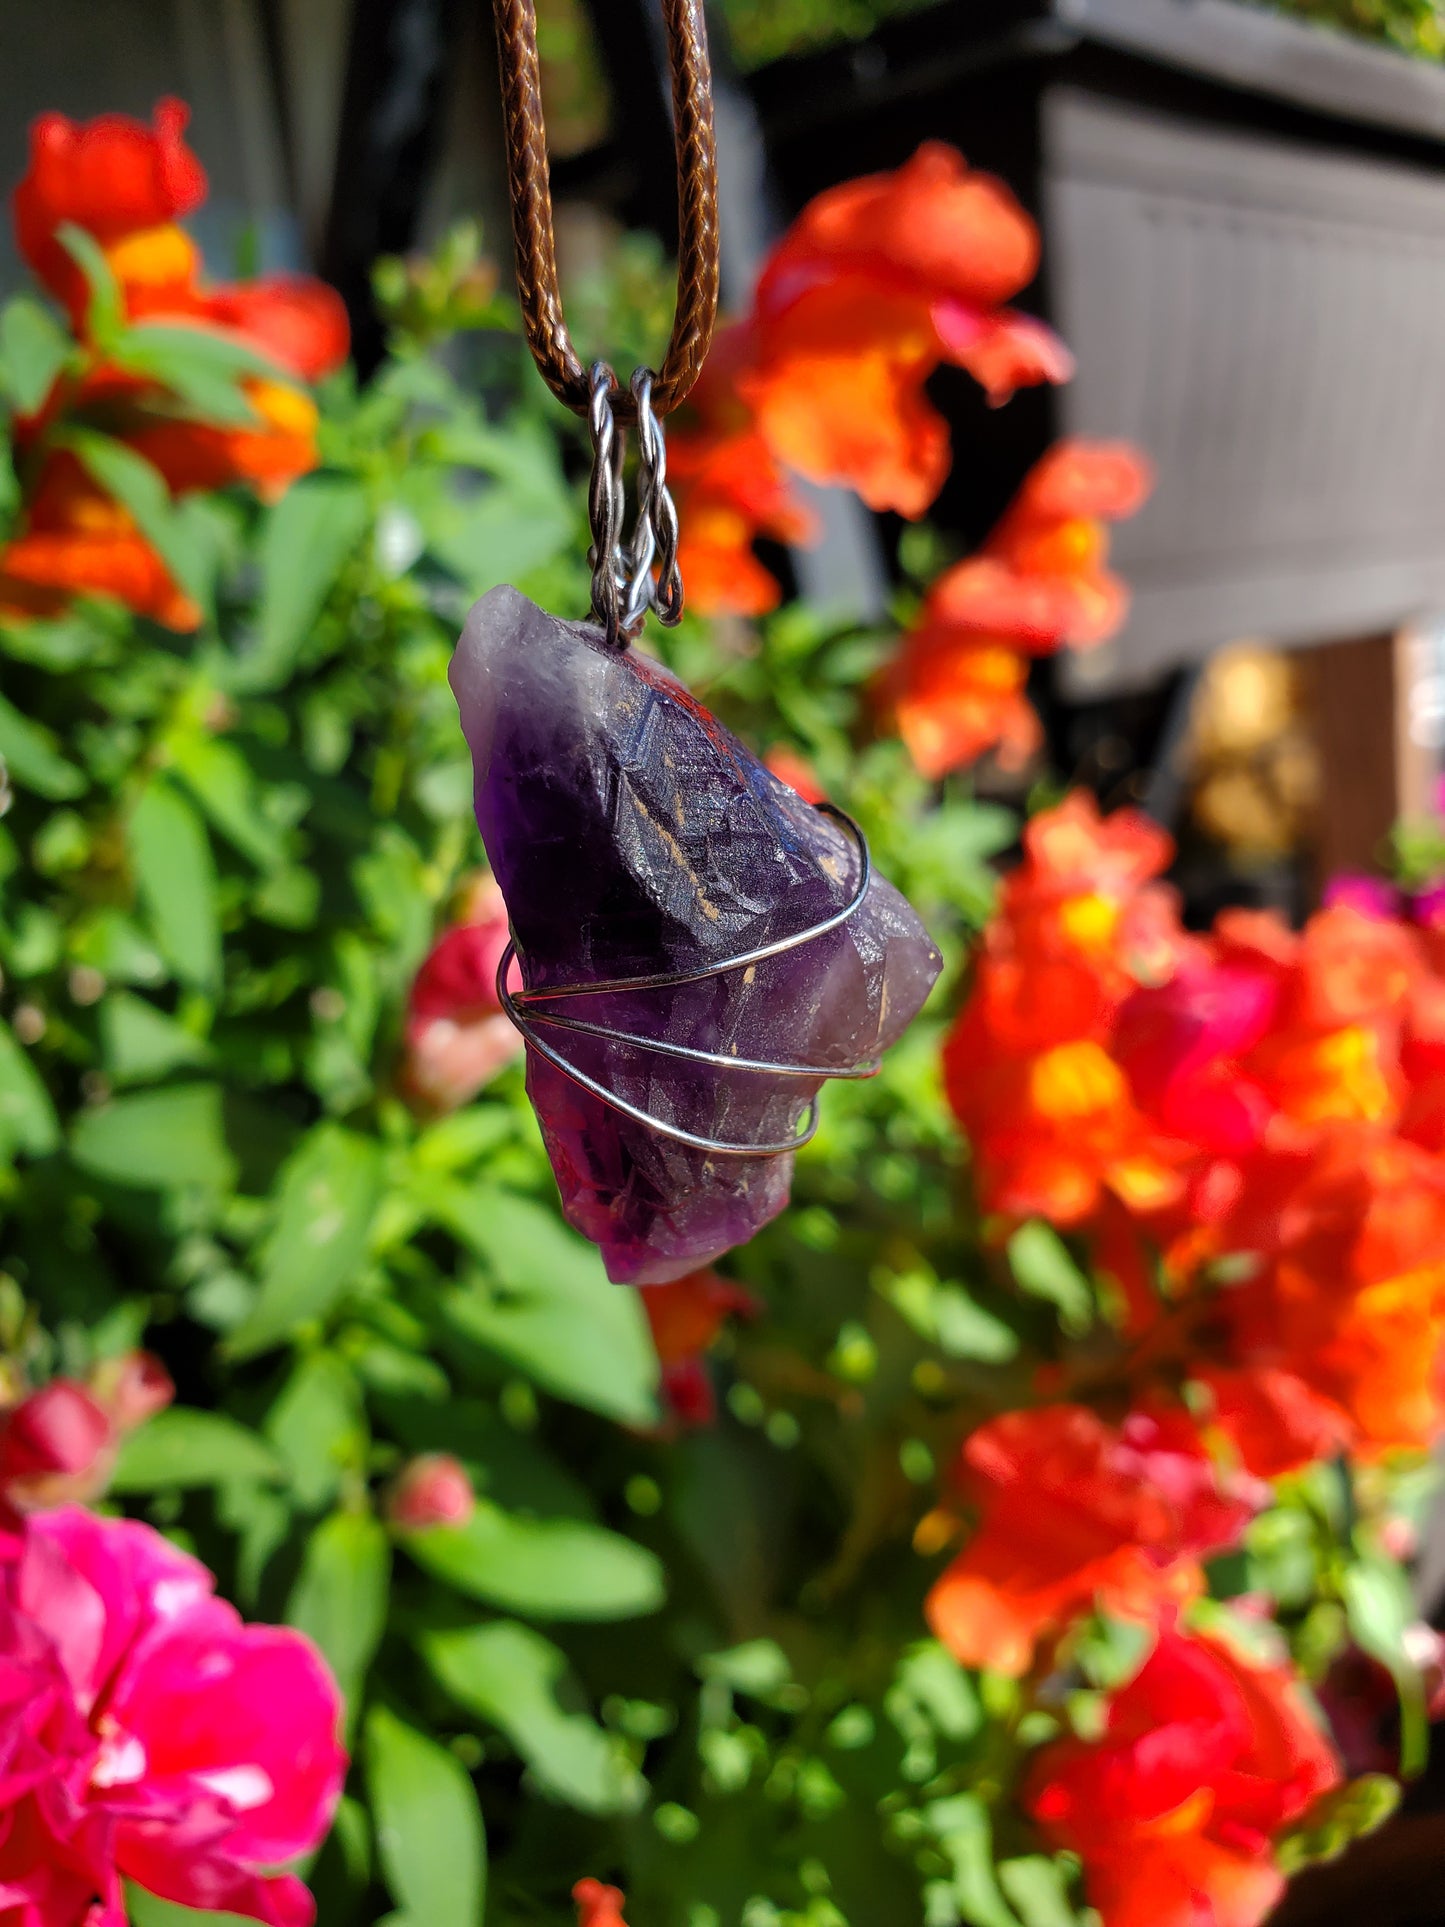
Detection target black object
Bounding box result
[743,0,1445,697]
[321,0,463,374]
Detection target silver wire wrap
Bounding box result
[586,360,684,648]
[495,804,879,1155]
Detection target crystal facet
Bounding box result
[450,586,943,1283]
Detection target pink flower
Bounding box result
[385,1454,475,1530]
[0,1505,345,1925]
[403,877,523,1112]
[1322,874,1401,921]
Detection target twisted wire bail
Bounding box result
[623,370,660,635]
[586,361,626,646]
[624,369,686,631]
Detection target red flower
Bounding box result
[0,1381,111,1519]
[575,1879,630,1927]
[925,1404,1261,1676]
[13,99,206,320]
[640,1269,761,1426]
[1025,1622,1341,1927]
[200,277,351,384]
[1193,1367,1349,1481]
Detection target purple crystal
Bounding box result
[449,586,942,1284]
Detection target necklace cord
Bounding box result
[490,0,720,426]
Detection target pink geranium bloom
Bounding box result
[403,877,524,1112]
[0,1506,345,1925]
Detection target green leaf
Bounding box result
[0,296,71,413]
[931,1285,1020,1363]
[402,1503,665,1620]
[0,690,86,800]
[246,477,368,689]
[366,1706,485,1927]
[1007,1222,1095,1336]
[70,1082,237,1192]
[927,1794,1021,1927]
[100,991,210,1086]
[55,223,123,344]
[698,1640,792,1698]
[169,732,289,869]
[226,1124,383,1359]
[0,1020,59,1158]
[266,1351,364,1510]
[287,1510,390,1716]
[110,1408,282,1491]
[437,1188,657,1425]
[63,427,213,610]
[126,777,220,989]
[998,1858,1079,1927]
[127,1887,254,1927]
[1343,1558,1429,1775]
[422,1621,643,1814]
[110,321,285,427]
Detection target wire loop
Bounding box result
[588,363,686,645]
[495,805,879,1156]
[490,0,719,425]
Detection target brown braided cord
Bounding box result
[491,0,719,425]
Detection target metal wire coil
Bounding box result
[494,805,879,1156]
[587,362,684,646]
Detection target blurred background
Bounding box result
[10,3,1445,1923]
[9,0,1445,927]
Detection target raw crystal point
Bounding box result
[449,586,943,1284]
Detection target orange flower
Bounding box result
[3,98,351,629]
[945,796,1193,1224]
[1226,1131,1445,1454]
[1025,1622,1341,1927]
[925,1404,1261,1676]
[640,1269,760,1426]
[744,144,1070,514]
[0,452,197,630]
[13,99,206,322]
[892,634,1040,778]
[669,323,817,616]
[14,100,350,385]
[884,442,1151,776]
[126,378,322,500]
[946,1026,1183,1226]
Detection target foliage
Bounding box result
[1249,0,1445,59]
[716,0,948,71]
[0,106,1433,1927]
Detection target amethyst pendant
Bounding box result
[449,586,942,1284]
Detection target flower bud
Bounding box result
[385,1453,475,1530]
[89,1349,174,1433]
[0,1379,113,1507]
[574,1880,630,1927]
